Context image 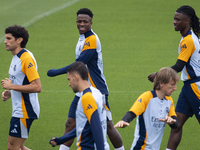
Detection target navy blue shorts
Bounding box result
[9,117,34,138]
[176,78,200,119]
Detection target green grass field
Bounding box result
[0,0,200,149]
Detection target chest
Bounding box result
[9,57,24,83]
[75,37,85,58]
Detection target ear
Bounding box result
[185,17,190,25]
[73,73,79,81]
[17,37,23,44]
[159,82,164,89]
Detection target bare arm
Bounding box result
[1,78,41,93]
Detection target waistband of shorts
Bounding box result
[184,76,200,84]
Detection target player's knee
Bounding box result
[171,125,182,134]
[7,141,15,150]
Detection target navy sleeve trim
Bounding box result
[171,59,186,73]
[55,128,76,145]
[169,116,178,129]
[90,110,105,150]
[122,111,136,123]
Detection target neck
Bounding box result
[78,81,90,93]
[11,47,23,56]
[155,90,165,100]
[180,27,191,36]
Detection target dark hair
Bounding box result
[5,25,29,48]
[67,61,88,80]
[153,67,179,90]
[77,8,93,19]
[176,5,200,38]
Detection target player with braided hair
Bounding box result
[148,5,200,150]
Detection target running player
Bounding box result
[148,5,200,150]
[1,25,41,150]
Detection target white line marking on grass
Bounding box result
[42,90,180,93]
[0,0,80,44]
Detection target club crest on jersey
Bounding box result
[166,107,169,113]
[86,104,93,110]
[13,65,16,71]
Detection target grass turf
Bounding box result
[0,0,200,149]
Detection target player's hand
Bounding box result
[49,137,57,147]
[2,90,11,101]
[159,116,176,125]
[114,120,130,128]
[1,78,13,90]
[148,72,157,82]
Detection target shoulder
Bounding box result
[181,31,197,45]
[165,96,174,103]
[19,49,34,60]
[139,91,153,100]
[134,91,153,105]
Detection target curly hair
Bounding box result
[5,25,29,48]
[77,8,93,19]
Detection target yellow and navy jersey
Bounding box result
[75,30,108,95]
[76,86,109,150]
[178,30,200,81]
[129,90,176,150]
[9,49,40,119]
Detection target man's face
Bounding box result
[76,14,92,34]
[173,12,189,32]
[67,72,79,93]
[4,33,19,51]
[160,78,177,97]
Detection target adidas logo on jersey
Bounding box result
[85,42,90,47]
[28,63,33,68]
[11,128,18,134]
[181,44,187,49]
[86,104,93,110]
